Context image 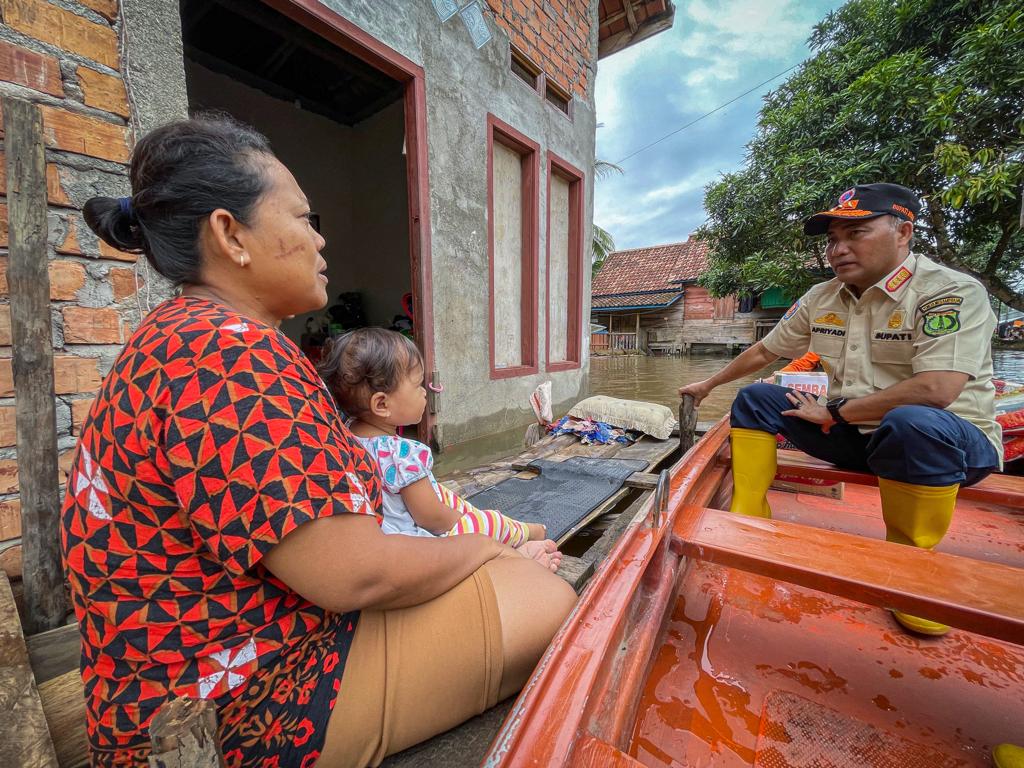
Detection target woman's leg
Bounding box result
[317,555,575,767]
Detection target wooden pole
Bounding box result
[678,395,697,454]
[3,97,66,634]
[149,697,225,768]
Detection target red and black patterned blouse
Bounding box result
[61,296,382,767]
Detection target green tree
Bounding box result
[593,160,623,277]
[700,0,1024,309]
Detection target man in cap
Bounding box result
[679,182,1002,636]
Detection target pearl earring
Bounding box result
[241,254,249,267]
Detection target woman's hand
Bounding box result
[678,379,714,406]
[781,389,834,433]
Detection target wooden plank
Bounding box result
[678,395,696,453]
[776,450,1024,509]
[148,696,224,768]
[581,494,650,570]
[0,571,60,767]
[508,464,658,491]
[27,623,80,685]
[37,670,87,768]
[674,507,1024,645]
[4,97,66,634]
[555,555,593,593]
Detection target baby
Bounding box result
[319,328,559,566]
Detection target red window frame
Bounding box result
[487,113,540,379]
[545,151,585,371]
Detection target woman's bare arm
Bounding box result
[262,513,505,613]
[399,478,462,534]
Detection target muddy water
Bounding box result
[434,349,1024,475]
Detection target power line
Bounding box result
[613,62,803,165]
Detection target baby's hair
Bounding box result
[319,327,424,415]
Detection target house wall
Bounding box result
[0,0,190,578]
[0,0,599,556]
[317,0,599,446]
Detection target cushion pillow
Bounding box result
[567,396,676,440]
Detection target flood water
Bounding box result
[434,348,1024,475]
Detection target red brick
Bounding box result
[52,355,101,395]
[70,395,94,435]
[49,259,86,300]
[62,306,122,344]
[78,0,118,22]
[55,216,84,256]
[0,542,21,578]
[0,0,119,69]
[99,239,137,263]
[0,359,9,396]
[0,202,7,247]
[39,105,131,164]
[0,257,6,296]
[59,446,76,484]
[0,40,63,96]
[0,152,74,207]
[0,458,18,494]
[76,65,129,118]
[0,304,9,345]
[0,405,14,447]
[0,497,20,541]
[110,266,140,300]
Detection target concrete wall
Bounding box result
[548,173,570,362]
[316,0,599,446]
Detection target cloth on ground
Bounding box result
[548,415,637,445]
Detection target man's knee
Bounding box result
[877,405,942,438]
[731,382,786,425]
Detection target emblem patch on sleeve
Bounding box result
[922,309,961,337]
[783,300,800,321]
[918,295,964,314]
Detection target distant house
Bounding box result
[590,237,789,354]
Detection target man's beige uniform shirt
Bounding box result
[762,253,1002,464]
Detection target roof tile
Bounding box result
[592,237,710,298]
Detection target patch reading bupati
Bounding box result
[887,310,905,329]
[922,309,960,337]
[813,312,845,327]
[782,301,800,321]
[811,326,846,337]
[884,266,913,293]
[874,331,912,341]
[918,295,964,314]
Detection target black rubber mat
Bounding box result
[466,457,649,542]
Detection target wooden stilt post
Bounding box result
[679,395,697,454]
[149,697,225,768]
[4,97,66,634]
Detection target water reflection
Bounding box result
[435,349,1024,476]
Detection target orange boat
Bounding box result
[483,415,1024,768]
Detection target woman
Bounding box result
[62,116,575,768]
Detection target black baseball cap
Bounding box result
[804,183,921,236]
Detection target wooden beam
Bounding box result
[27,622,80,684]
[4,96,66,633]
[622,0,639,34]
[673,507,1024,645]
[678,395,697,454]
[508,462,659,490]
[0,571,60,767]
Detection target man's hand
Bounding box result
[678,379,714,407]
[781,389,835,433]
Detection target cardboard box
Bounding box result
[775,371,830,398]
[771,472,845,499]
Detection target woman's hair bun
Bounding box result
[83,195,145,253]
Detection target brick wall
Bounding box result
[0,0,139,581]
[486,0,594,98]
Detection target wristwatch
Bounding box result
[826,397,849,425]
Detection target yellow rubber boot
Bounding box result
[878,477,958,637]
[994,744,1024,768]
[729,428,777,518]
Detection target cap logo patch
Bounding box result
[885,266,913,293]
[838,188,856,204]
[887,310,905,329]
[813,312,845,327]
[891,203,916,221]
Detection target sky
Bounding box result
[594,0,847,251]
